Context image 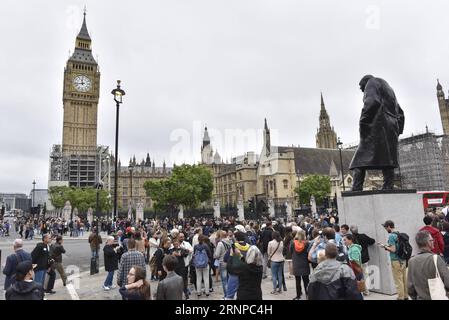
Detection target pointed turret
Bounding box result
[202,125,211,150]
[69,8,96,64]
[145,153,151,166]
[316,93,337,149]
[437,79,449,135]
[263,118,271,157]
[77,8,91,41]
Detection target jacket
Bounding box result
[267,240,284,262]
[443,232,449,263]
[119,287,147,300]
[2,249,32,290]
[260,228,273,253]
[156,271,184,300]
[289,240,310,276]
[103,244,119,272]
[407,250,449,300]
[226,255,263,300]
[349,77,404,170]
[88,233,103,250]
[31,243,51,271]
[353,233,375,264]
[308,259,360,300]
[5,281,44,300]
[420,226,445,255]
[348,244,363,266]
[50,243,66,263]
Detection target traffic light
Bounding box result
[248,198,255,212]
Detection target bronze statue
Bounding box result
[349,75,405,191]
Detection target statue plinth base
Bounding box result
[337,190,423,295]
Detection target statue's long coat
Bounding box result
[349,77,405,170]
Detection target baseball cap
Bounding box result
[381,220,395,228]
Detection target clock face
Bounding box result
[73,75,92,92]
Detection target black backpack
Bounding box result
[394,232,413,261]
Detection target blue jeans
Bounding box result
[104,271,114,287]
[220,266,228,297]
[34,270,46,286]
[91,250,98,258]
[271,261,283,290]
[225,274,239,299]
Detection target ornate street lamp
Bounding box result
[111,80,125,221]
[337,137,346,192]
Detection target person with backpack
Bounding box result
[225,231,250,300]
[290,230,310,300]
[193,234,212,297]
[226,244,263,300]
[381,220,410,300]
[214,230,232,298]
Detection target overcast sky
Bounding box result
[1,0,448,193]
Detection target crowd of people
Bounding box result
[2,207,449,300]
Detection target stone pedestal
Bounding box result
[237,199,245,221]
[178,205,184,220]
[337,190,423,295]
[285,200,293,221]
[136,202,144,222]
[268,199,275,218]
[213,202,220,218]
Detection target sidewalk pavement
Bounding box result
[45,265,397,301]
[0,231,109,244]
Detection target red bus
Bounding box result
[417,191,449,209]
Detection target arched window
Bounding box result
[283,179,288,189]
[270,181,273,190]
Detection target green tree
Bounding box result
[294,174,331,205]
[49,186,111,216]
[144,164,213,212]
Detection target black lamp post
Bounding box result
[337,137,346,192]
[295,169,301,208]
[95,182,103,221]
[111,81,125,221]
[128,164,134,220]
[32,180,36,217]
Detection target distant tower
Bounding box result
[263,118,271,157]
[437,79,449,135]
[201,126,214,164]
[316,93,338,149]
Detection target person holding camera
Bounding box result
[103,236,119,291]
[31,233,56,294]
[51,236,67,286]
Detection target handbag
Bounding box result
[267,241,280,269]
[428,255,449,300]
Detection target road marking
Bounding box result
[66,283,80,300]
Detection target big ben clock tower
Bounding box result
[62,11,100,154]
[49,10,108,188]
